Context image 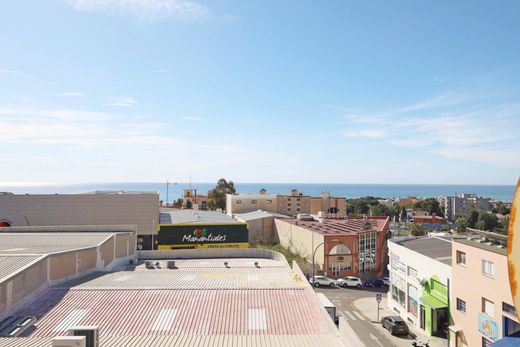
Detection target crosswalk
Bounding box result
[342,310,366,321]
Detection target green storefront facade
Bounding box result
[420,275,449,337]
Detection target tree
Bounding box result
[207,178,236,210]
[467,208,480,228]
[371,204,389,216]
[409,223,426,237]
[476,212,498,231]
[173,198,183,208]
[401,206,407,222]
[455,217,468,232]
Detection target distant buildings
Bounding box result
[274,216,389,278]
[451,236,520,346]
[443,193,492,221]
[387,237,452,338]
[226,189,347,217]
[412,212,445,226]
[182,188,208,210]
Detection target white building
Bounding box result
[387,237,452,337]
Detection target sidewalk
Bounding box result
[352,296,447,347]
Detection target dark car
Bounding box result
[364,279,384,288]
[381,316,409,335]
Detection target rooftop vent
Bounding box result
[167,260,176,269]
[145,261,155,269]
[224,261,229,268]
[52,336,86,347]
[254,261,259,268]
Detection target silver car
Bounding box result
[336,276,363,288]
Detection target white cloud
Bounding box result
[433,75,450,83]
[181,116,201,121]
[50,92,84,97]
[340,129,386,139]
[62,0,211,21]
[108,96,138,107]
[0,68,22,74]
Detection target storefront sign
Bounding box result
[391,258,406,276]
[391,274,406,291]
[478,313,499,341]
[157,223,248,249]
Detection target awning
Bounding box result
[490,336,520,346]
[448,325,462,333]
[420,295,447,309]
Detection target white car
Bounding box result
[382,276,390,286]
[309,275,336,288]
[336,276,362,288]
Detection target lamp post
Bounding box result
[312,239,340,282]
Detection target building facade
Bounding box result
[274,216,389,278]
[226,189,347,217]
[444,193,492,221]
[450,238,520,347]
[387,238,452,338]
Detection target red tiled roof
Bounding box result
[279,217,389,235]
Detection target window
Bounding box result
[456,251,466,265]
[482,298,495,317]
[297,198,300,202]
[296,208,301,212]
[236,200,242,204]
[503,302,517,316]
[266,199,272,204]
[251,200,257,204]
[358,232,377,273]
[457,298,466,313]
[391,285,406,308]
[482,260,495,277]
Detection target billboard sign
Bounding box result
[157,223,248,249]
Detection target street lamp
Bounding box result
[312,239,340,282]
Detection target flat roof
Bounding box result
[159,210,240,224]
[0,233,114,254]
[454,238,507,256]
[395,237,453,265]
[0,255,44,281]
[4,252,344,346]
[279,217,389,235]
[234,210,290,221]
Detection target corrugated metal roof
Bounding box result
[19,288,330,338]
[159,210,240,224]
[0,233,112,254]
[280,217,389,235]
[0,334,344,347]
[66,267,307,289]
[0,255,44,281]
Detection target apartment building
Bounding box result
[226,189,346,217]
[444,193,492,221]
[451,237,520,347]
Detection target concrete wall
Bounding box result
[274,219,324,270]
[138,248,289,264]
[226,194,278,215]
[0,194,159,235]
[451,241,519,347]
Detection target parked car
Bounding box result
[336,276,363,288]
[309,275,336,288]
[364,279,384,288]
[381,316,409,335]
[382,276,390,286]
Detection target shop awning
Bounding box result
[490,334,520,347]
[448,325,462,333]
[420,294,447,309]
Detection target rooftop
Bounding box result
[279,217,390,235]
[454,237,507,256]
[234,210,290,221]
[3,250,345,346]
[394,237,453,265]
[0,232,115,255]
[159,209,240,224]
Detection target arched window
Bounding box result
[329,244,351,255]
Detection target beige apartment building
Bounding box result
[451,237,520,347]
[226,189,346,217]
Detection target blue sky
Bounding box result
[0,1,519,185]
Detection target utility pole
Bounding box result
[166,181,169,206]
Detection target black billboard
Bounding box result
[157,223,248,248]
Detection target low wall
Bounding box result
[137,248,288,264]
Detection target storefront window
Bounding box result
[408,284,418,317]
[391,284,406,307]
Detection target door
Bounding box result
[332,264,341,278]
[420,305,425,330]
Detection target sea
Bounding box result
[0,183,516,202]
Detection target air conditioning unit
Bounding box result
[68,326,99,347]
[52,336,86,347]
[167,260,176,269]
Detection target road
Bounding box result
[315,285,421,347]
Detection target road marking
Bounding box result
[344,311,355,320]
[332,299,340,306]
[369,333,384,347]
[353,310,364,320]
